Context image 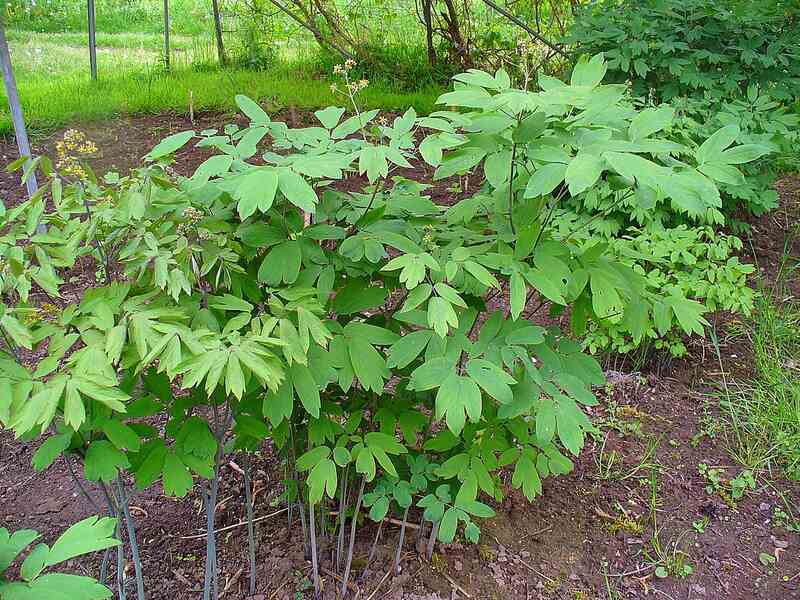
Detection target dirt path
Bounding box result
[1,116,799,600]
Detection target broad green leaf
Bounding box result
[628,106,673,141]
[435,373,482,435]
[278,169,317,212]
[258,241,302,286]
[717,144,771,165]
[565,153,603,196]
[235,168,278,219]
[0,529,39,575]
[347,337,388,394]
[408,357,454,391]
[314,106,346,129]
[696,125,739,164]
[32,433,71,472]
[163,452,193,497]
[145,130,194,160]
[101,420,141,452]
[466,359,514,404]
[84,441,129,483]
[387,330,433,369]
[290,363,321,418]
[235,95,270,124]
[46,516,119,567]
[535,398,556,442]
[524,163,566,198]
[332,281,387,314]
[570,53,607,88]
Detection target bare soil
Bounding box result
[1,114,799,600]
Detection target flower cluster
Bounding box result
[332,59,357,74]
[177,206,205,236]
[330,59,368,96]
[55,129,97,180]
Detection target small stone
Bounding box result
[454,560,463,572]
[692,584,706,595]
[774,539,789,549]
[760,502,771,512]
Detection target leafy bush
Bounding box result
[582,225,754,357]
[669,87,800,218]
[568,0,800,103]
[0,54,762,596]
[0,517,119,600]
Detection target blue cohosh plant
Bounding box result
[0,516,119,600]
[0,54,766,598]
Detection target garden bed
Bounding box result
[1,114,799,600]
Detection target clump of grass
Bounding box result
[718,265,800,479]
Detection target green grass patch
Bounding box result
[1,31,442,136]
[1,64,441,136]
[6,0,210,35]
[718,264,800,479]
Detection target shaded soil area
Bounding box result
[1,115,800,600]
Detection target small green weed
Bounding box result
[698,463,756,508]
[644,470,695,580]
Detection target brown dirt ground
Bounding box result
[1,113,799,600]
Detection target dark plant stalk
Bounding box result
[360,519,383,582]
[394,505,410,574]
[309,501,321,599]
[285,462,293,530]
[99,482,125,600]
[100,545,111,585]
[116,477,145,600]
[340,477,366,596]
[425,521,439,561]
[204,404,231,600]
[243,454,257,595]
[415,520,428,554]
[508,142,518,235]
[335,467,349,571]
[63,453,99,511]
[289,421,310,559]
[298,499,309,559]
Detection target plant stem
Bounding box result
[243,454,257,595]
[425,521,439,561]
[415,520,428,554]
[100,482,125,600]
[340,477,366,596]
[361,519,384,581]
[116,477,145,600]
[63,453,100,511]
[336,467,349,572]
[394,506,410,574]
[298,499,310,560]
[204,404,230,600]
[508,142,518,235]
[309,501,321,599]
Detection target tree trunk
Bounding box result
[422,0,437,65]
[211,0,227,66]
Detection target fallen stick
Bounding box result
[442,573,470,598]
[364,569,392,600]
[179,507,288,539]
[328,510,421,531]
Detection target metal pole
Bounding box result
[0,20,38,199]
[163,0,170,71]
[88,0,97,80]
